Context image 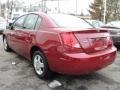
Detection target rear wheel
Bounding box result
[32,51,52,79]
[3,37,11,51]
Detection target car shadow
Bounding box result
[47,72,120,90]
[6,54,120,90]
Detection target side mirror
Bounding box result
[9,23,12,27]
[7,23,14,30]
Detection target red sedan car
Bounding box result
[3,12,116,78]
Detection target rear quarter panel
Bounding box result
[35,28,63,71]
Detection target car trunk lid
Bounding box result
[74,29,112,53]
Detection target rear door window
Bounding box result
[24,14,39,30]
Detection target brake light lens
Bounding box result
[117,31,120,35]
[107,36,113,46]
[60,32,80,48]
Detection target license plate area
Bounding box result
[89,37,108,51]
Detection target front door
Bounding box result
[7,15,27,54]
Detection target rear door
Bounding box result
[15,14,41,58]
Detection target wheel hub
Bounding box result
[34,55,44,75]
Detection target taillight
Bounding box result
[117,31,120,35]
[60,32,80,48]
[107,36,113,46]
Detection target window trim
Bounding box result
[34,16,42,30]
[12,14,27,30]
[23,14,38,30]
[23,13,42,30]
[12,13,43,31]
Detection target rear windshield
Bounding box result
[87,20,104,28]
[49,14,93,28]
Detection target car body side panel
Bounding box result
[35,29,62,70]
[6,29,20,52]
[14,30,36,59]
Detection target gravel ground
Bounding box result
[0,35,120,90]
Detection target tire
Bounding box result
[3,37,11,51]
[32,51,52,79]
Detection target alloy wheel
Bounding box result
[34,54,44,75]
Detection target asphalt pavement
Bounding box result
[0,35,120,90]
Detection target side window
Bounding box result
[35,17,42,30]
[24,14,38,29]
[13,15,26,29]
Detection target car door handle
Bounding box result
[25,38,32,43]
[17,34,23,37]
[28,34,33,37]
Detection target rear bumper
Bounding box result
[51,47,116,75]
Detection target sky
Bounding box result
[25,0,94,14]
[1,0,93,15]
[46,0,93,14]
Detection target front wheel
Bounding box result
[32,51,52,79]
[3,37,11,51]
